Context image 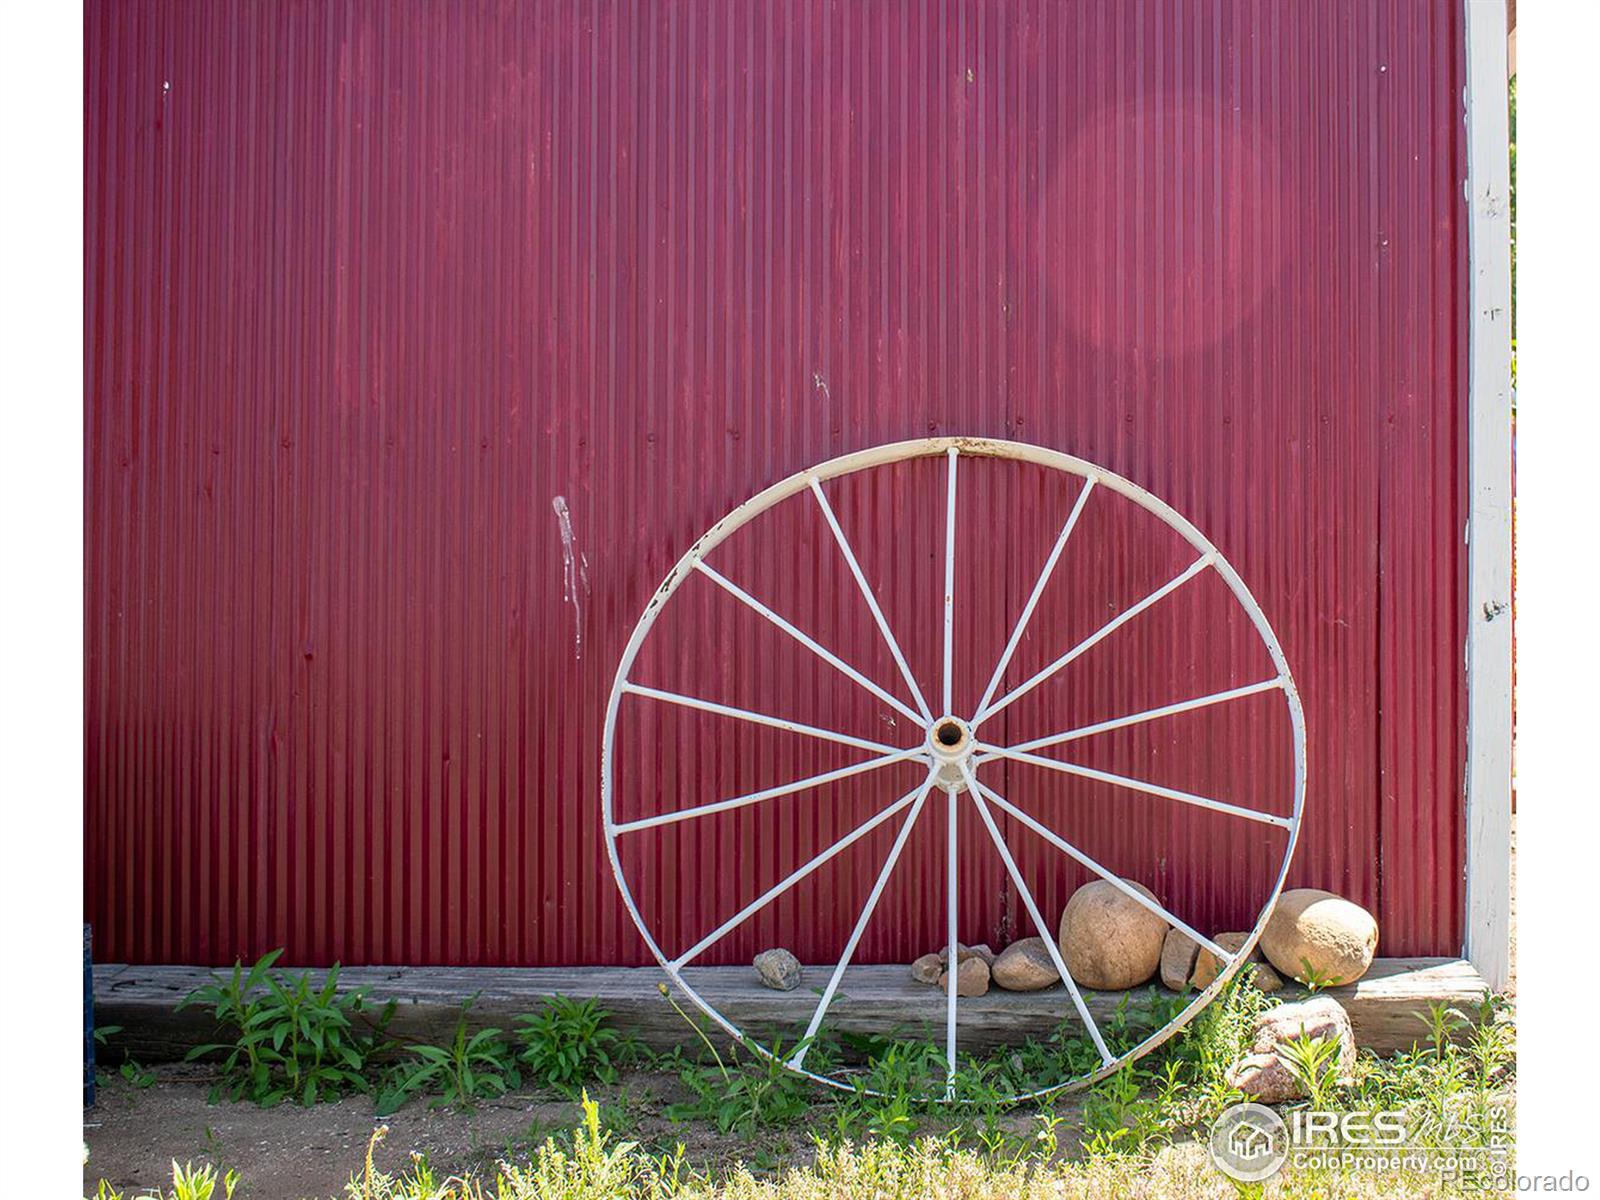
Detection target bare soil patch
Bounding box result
[84,1061,1082,1199]
[85,1064,558,1199]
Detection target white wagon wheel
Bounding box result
[602,437,1306,1101]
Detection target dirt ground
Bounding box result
[82,1063,1058,1200]
[85,1063,570,1199]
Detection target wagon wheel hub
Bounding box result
[926,715,976,792]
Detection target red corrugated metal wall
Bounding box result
[84,0,1467,967]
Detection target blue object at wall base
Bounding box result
[84,924,95,1107]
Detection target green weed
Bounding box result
[179,950,391,1107]
[517,995,640,1094]
[663,1036,814,1134]
[378,999,519,1113]
[1278,1031,1345,1111]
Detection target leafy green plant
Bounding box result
[1152,978,1272,1123]
[1468,1010,1515,1088]
[948,1056,1017,1156]
[1032,1110,1066,1160]
[1296,957,1343,992]
[94,1020,157,1089]
[179,950,391,1107]
[1081,1063,1164,1158]
[379,1000,520,1113]
[835,1039,947,1143]
[1417,1000,1470,1060]
[90,1161,239,1200]
[516,995,639,1094]
[169,1162,240,1200]
[1345,1000,1513,1165]
[663,1035,813,1134]
[1278,1031,1345,1111]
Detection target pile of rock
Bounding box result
[909,937,1067,996]
[750,882,1379,1106]
[1159,929,1284,993]
[904,882,1379,996]
[910,943,996,995]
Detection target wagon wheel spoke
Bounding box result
[975,477,1096,717]
[976,743,1292,829]
[669,777,934,968]
[944,786,959,1095]
[621,682,904,756]
[966,774,1237,963]
[789,770,939,1070]
[610,745,924,835]
[996,677,1287,756]
[942,447,958,715]
[960,762,1113,1066]
[810,478,933,722]
[695,561,925,725]
[941,448,960,1096]
[974,554,1214,725]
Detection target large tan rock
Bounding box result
[991,937,1060,991]
[1058,879,1167,990]
[1190,932,1283,993]
[938,955,991,997]
[910,953,943,985]
[1260,889,1378,986]
[1225,996,1357,1103]
[1159,929,1200,990]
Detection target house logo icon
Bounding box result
[1209,1103,1289,1181]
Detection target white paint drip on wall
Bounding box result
[551,495,590,659]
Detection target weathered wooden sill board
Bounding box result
[94,957,1488,1064]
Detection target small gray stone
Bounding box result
[753,948,802,991]
[910,952,944,985]
[991,937,1060,991]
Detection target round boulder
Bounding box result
[1260,889,1378,986]
[991,937,1060,991]
[1058,879,1167,990]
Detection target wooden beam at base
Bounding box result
[94,957,1490,1065]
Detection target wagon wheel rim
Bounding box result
[601,436,1306,1102]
